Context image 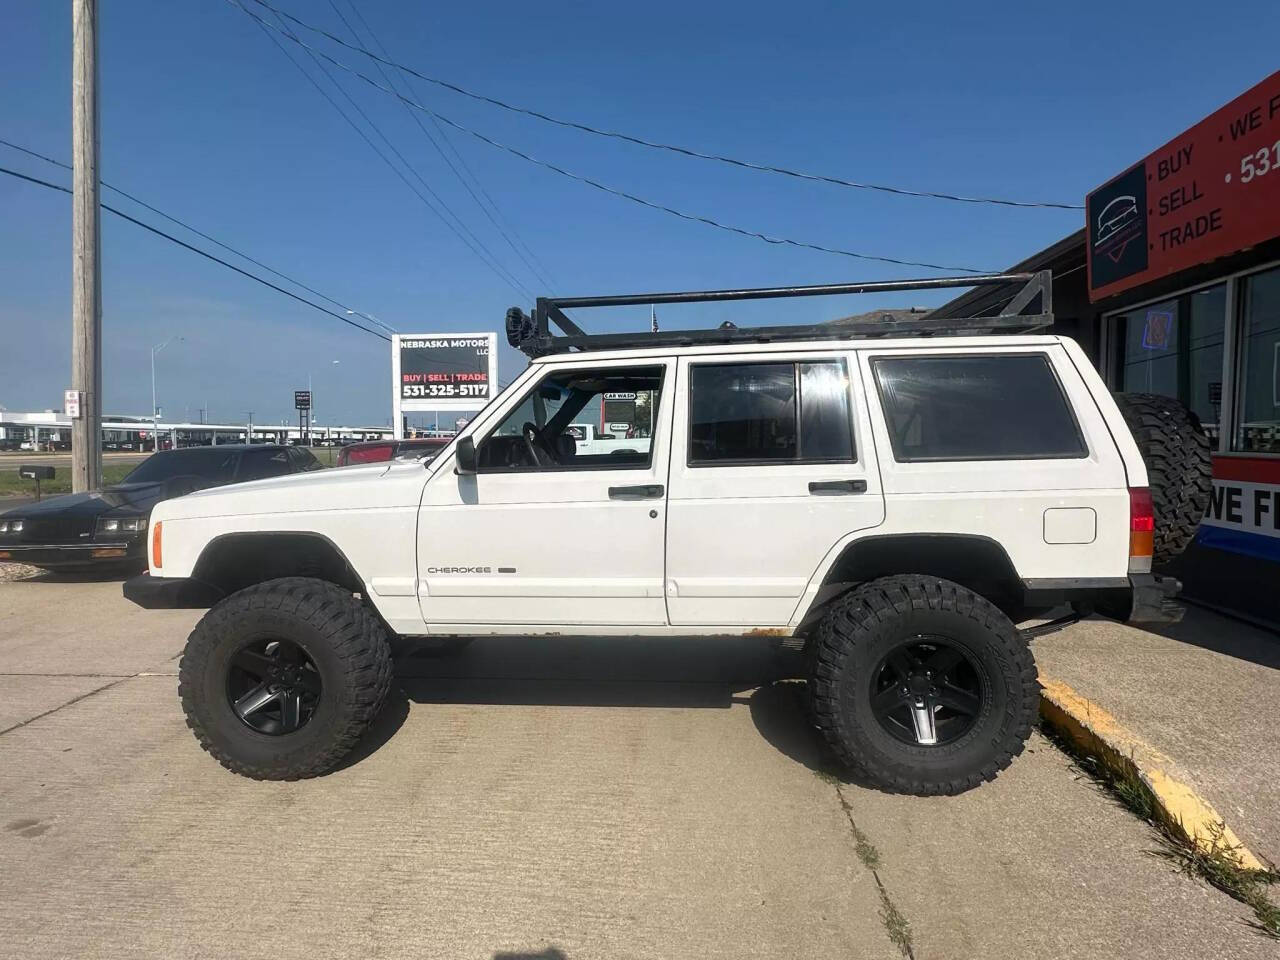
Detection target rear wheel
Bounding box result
[178,577,392,780]
[809,575,1037,795]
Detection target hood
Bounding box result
[3,482,163,520]
[154,460,425,522]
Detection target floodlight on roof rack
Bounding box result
[505,271,1052,358]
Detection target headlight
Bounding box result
[0,520,20,534]
[96,516,147,536]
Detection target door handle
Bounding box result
[609,484,664,500]
[808,479,868,495]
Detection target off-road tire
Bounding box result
[178,577,393,780]
[809,575,1037,795]
[1113,392,1212,564]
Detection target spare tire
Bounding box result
[1113,392,1212,564]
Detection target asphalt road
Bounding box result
[0,572,1273,960]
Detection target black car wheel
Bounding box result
[867,636,986,747]
[810,575,1038,795]
[225,638,322,735]
[179,577,392,780]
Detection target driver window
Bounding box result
[477,364,665,472]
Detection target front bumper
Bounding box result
[0,541,144,568]
[123,573,225,610]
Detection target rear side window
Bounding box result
[689,359,854,464]
[238,448,293,480]
[872,354,1086,462]
[289,447,323,471]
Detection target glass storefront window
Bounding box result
[1115,284,1227,444]
[1234,266,1280,453]
[1188,286,1226,435]
[1120,298,1179,396]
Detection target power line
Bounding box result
[246,0,1084,212]
[232,5,987,275]
[241,1,535,300]
[0,136,397,332]
[333,0,557,292]
[0,163,390,342]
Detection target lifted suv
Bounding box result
[124,273,1210,791]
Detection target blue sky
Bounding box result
[1,0,1277,426]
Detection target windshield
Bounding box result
[121,448,239,485]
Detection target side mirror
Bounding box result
[455,436,478,475]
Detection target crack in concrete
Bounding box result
[834,782,916,960]
[0,672,135,678]
[0,674,138,737]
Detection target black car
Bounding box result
[0,444,322,572]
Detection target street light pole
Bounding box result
[151,335,182,451]
[306,359,339,445]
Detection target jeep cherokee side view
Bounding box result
[123,274,1209,793]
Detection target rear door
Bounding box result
[859,343,1132,581]
[664,351,885,626]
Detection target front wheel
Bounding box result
[178,577,393,780]
[809,575,1037,795]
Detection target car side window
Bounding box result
[477,364,665,472]
[872,353,1087,462]
[238,448,293,480]
[288,447,322,471]
[689,359,855,464]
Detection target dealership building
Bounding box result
[934,70,1280,624]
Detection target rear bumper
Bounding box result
[1127,572,1184,623]
[1022,573,1183,624]
[123,574,225,610]
[0,541,143,568]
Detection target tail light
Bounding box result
[1128,488,1154,573]
[152,520,163,570]
[340,443,394,466]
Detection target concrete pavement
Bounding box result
[1033,608,1280,867]
[1,571,1277,958]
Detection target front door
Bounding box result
[664,351,885,626]
[418,358,673,630]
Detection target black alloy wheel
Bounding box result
[868,636,985,747]
[226,638,322,735]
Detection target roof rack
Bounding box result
[505,271,1053,358]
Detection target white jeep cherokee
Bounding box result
[124,274,1210,793]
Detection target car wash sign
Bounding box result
[1087,70,1280,301]
[392,333,498,416]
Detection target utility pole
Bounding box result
[71,0,102,492]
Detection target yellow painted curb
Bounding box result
[1038,675,1267,873]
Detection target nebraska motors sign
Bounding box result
[391,332,499,435]
[1087,70,1280,301]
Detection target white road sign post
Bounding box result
[392,333,498,439]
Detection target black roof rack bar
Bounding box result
[509,271,1051,358]
[546,272,1033,310]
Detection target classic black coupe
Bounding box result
[0,445,322,572]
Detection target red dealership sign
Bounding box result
[1087,71,1280,301]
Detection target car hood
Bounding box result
[2,482,164,519]
[155,460,423,521]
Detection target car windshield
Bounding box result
[120,448,239,485]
